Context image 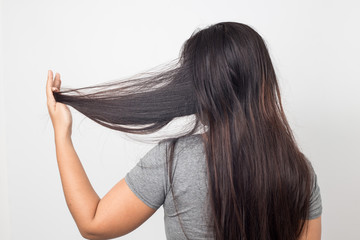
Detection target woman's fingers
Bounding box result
[46,70,55,103]
[53,72,61,91]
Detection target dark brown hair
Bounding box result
[53,22,312,239]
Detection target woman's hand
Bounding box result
[46,70,72,138]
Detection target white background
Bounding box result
[1,0,359,239]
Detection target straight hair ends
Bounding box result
[53,22,313,239]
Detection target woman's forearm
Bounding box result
[54,134,100,233]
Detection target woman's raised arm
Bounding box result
[47,70,156,239]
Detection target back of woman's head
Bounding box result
[53,22,312,240]
[180,22,279,127]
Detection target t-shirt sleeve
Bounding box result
[308,166,323,219]
[125,141,169,210]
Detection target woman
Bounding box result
[46,22,322,239]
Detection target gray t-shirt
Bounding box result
[125,134,322,239]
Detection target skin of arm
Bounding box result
[54,135,156,239]
[47,70,156,239]
[299,216,322,240]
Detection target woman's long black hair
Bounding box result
[53,22,312,239]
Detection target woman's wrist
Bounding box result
[54,129,72,143]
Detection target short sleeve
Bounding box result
[308,167,323,219]
[125,141,169,210]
